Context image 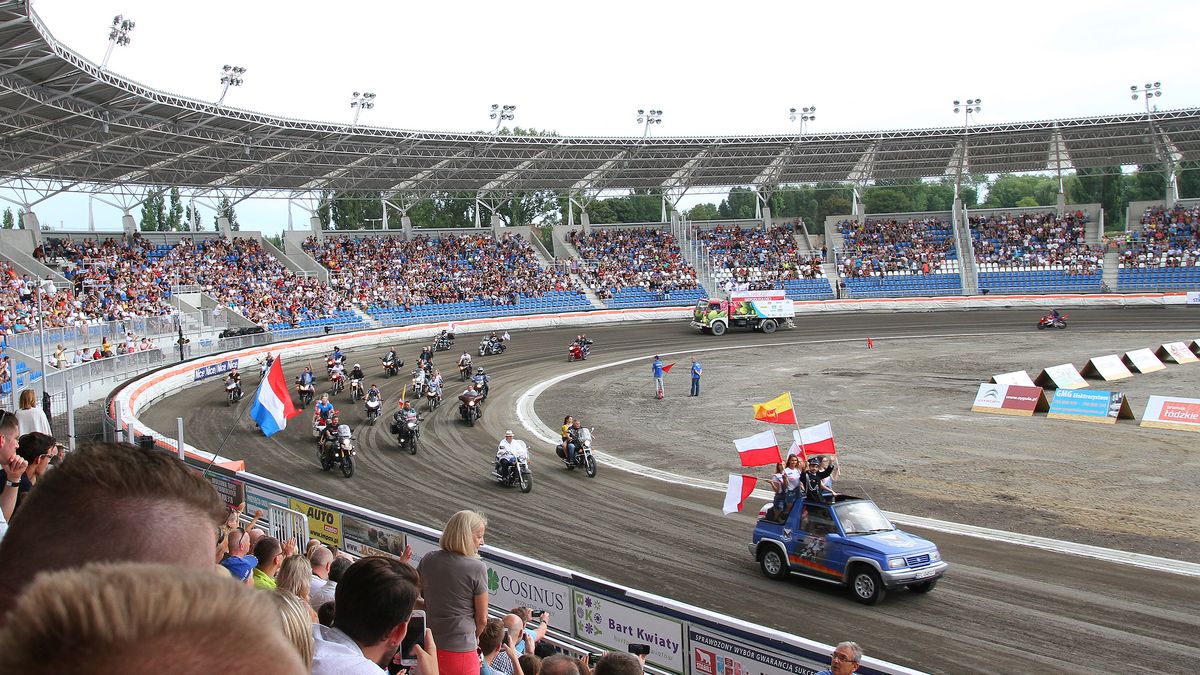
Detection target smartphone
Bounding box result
[531,609,545,618]
[502,627,511,646]
[399,610,426,666]
[628,643,651,656]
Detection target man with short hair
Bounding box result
[311,556,435,674]
[251,536,292,590]
[0,441,224,624]
[541,654,583,675]
[220,528,257,584]
[0,411,30,536]
[594,651,642,675]
[313,555,351,610]
[309,545,335,607]
[651,356,665,399]
[815,641,863,675]
[480,618,524,675]
[689,357,702,397]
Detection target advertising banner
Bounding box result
[1140,395,1200,432]
[1081,355,1134,381]
[207,472,246,511]
[193,358,239,382]
[1035,363,1088,390]
[245,482,289,515]
[485,561,571,615]
[1047,388,1133,424]
[1157,342,1199,364]
[342,513,408,560]
[689,627,824,675]
[289,497,343,548]
[1123,348,1166,374]
[989,370,1036,386]
[573,589,685,673]
[1186,291,1200,305]
[971,383,1048,416]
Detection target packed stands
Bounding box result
[696,224,833,300]
[1118,204,1200,290]
[568,227,702,307]
[971,210,1104,293]
[303,233,592,324]
[836,217,962,297]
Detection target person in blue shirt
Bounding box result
[689,357,702,397]
[651,356,665,399]
[314,393,334,421]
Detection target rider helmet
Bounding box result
[476,367,485,374]
[354,363,361,369]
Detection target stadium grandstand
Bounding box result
[2,2,1200,673]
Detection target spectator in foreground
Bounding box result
[418,510,489,675]
[479,618,524,675]
[312,556,434,675]
[0,562,307,674]
[270,588,317,669]
[309,544,335,607]
[594,651,642,675]
[276,554,320,622]
[14,431,56,508]
[313,554,351,610]
[252,536,294,590]
[0,411,30,538]
[815,641,863,675]
[0,442,224,623]
[220,527,258,584]
[15,389,51,436]
[519,654,542,675]
[540,654,583,675]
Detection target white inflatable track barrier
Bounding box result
[989,370,1037,386]
[1035,363,1089,390]
[1081,355,1134,381]
[1123,348,1166,374]
[1157,341,1199,364]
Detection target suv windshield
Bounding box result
[834,501,894,535]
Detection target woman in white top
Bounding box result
[16,389,52,437]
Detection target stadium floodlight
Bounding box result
[952,98,982,201]
[100,14,135,70]
[351,91,377,125]
[489,104,516,134]
[637,109,663,137]
[788,106,816,134]
[216,65,247,106]
[1130,82,1163,113]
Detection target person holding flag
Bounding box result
[800,456,838,503]
[250,356,302,438]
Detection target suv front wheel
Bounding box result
[758,547,790,581]
[849,565,886,605]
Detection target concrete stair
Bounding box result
[1102,249,1119,292]
[352,306,382,329]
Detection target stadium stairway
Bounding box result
[352,306,381,329]
[573,275,608,309]
[1102,248,1119,291]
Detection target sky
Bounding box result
[7,0,1199,233]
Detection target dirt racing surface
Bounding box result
[140,307,1200,674]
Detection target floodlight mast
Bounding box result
[952,97,982,201]
[1130,81,1176,206]
[351,91,377,125]
[636,109,663,137]
[100,14,135,71]
[489,104,516,134]
[216,65,247,106]
[788,106,816,135]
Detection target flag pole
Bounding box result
[788,391,807,460]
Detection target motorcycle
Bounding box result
[225,380,243,406]
[458,392,483,426]
[494,440,533,493]
[318,424,355,478]
[479,338,506,356]
[434,335,452,352]
[296,378,315,406]
[426,383,442,411]
[381,355,400,378]
[392,415,420,455]
[458,362,472,381]
[410,371,427,399]
[567,340,592,362]
[326,357,343,377]
[330,372,345,395]
[349,377,364,402]
[557,429,598,478]
[312,411,332,438]
[1037,313,1068,330]
[364,397,382,425]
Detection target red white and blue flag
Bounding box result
[250,357,301,437]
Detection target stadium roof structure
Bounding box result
[1,1,1199,203]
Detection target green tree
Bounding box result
[717,187,757,219]
[1,208,13,229]
[1067,167,1125,227]
[139,190,165,231]
[166,188,184,231]
[1178,161,1200,199]
[863,188,914,214]
[982,174,1057,208]
[1016,196,1040,207]
[214,197,239,231]
[268,232,284,249]
[687,203,720,220]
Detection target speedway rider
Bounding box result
[564,418,591,467]
[298,365,315,388]
[472,367,490,399]
[458,351,473,377]
[331,346,345,366]
[224,368,242,397]
[349,362,365,392]
[316,407,341,453]
[428,368,444,401]
[495,429,522,482]
[367,383,382,403]
[459,384,484,419]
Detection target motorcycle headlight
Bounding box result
[407,422,417,430]
[888,557,905,570]
[468,400,475,406]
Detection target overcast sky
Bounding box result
[11,0,1200,232]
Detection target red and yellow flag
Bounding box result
[753,392,796,425]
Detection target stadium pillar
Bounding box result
[761,205,773,228]
[401,215,412,236]
[20,210,42,245]
[217,216,232,239]
[490,212,503,229]
[310,216,324,243]
[580,209,591,233]
[121,212,136,238]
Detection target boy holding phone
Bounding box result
[478,619,524,675]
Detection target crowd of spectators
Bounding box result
[304,233,581,310]
[837,218,955,278]
[970,211,1103,274]
[1120,205,1200,268]
[695,225,824,289]
[568,228,698,298]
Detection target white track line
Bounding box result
[515,334,1200,578]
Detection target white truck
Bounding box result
[691,290,795,336]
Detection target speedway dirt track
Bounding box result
[141,307,1200,675]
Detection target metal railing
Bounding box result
[4,310,227,354]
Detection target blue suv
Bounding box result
[748,494,947,604]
